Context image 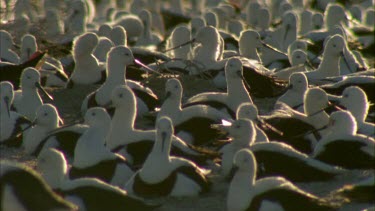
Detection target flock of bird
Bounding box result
[0,0,374,210]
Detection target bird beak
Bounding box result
[162,38,196,53]
[340,51,353,73]
[260,40,288,56]
[134,59,161,75]
[13,44,20,49]
[58,117,64,126]
[161,131,167,152]
[47,117,84,135]
[35,82,54,101]
[283,24,290,43]
[327,101,344,112]
[4,96,10,118]
[165,91,171,99]
[258,118,284,136]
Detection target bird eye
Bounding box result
[27,76,31,79]
[92,112,96,116]
[235,124,241,129]
[174,85,178,89]
[118,93,123,98]
[296,55,300,59]
[125,53,129,56]
[343,94,348,98]
[44,112,48,116]
[333,44,337,47]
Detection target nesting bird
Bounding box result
[227,149,339,211]
[124,116,211,198]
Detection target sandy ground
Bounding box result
[1,73,374,210]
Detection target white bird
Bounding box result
[0,81,31,146]
[236,103,269,143]
[276,72,308,112]
[70,107,134,187]
[1,160,77,211]
[272,50,309,81]
[336,86,374,137]
[0,30,20,64]
[67,32,106,88]
[20,34,37,63]
[106,85,219,167]
[305,34,347,83]
[313,110,375,169]
[158,78,231,145]
[37,148,157,210]
[64,0,87,39]
[166,25,192,60]
[22,104,62,155]
[227,149,339,211]
[192,26,222,67]
[81,46,159,116]
[124,116,211,198]
[13,67,53,120]
[109,25,127,46]
[184,58,253,118]
[219,119,255,177]
[264,88,331,154]
[93,37,114,63]
[136,9,162,47]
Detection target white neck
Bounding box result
[140,150,170,183]
[316,51,340,76]
[73,124,114,168]
[106,106,136,149]
[227,170,254,211]
[158,95,182,121]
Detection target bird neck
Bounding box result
[317,51,340,76]
[75,54,99,71]
[241,46,260,61]
[107,60,126,82]
[159,96,182,119]
[106,106,136,149]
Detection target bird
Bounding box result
[227,149,340,211]
[0,81,31,147]
[0,30,20,64]
[37,148,157,211]
[272,49,310,81]
[312,110,375,169]
[124,116,211,198]
[305,34,348,83]
[0,51,46,90]
[335,86,374,136]
[93,37,114,63]
[69,107,134,187]
[320,75,375,106]
[12,67,54,120]
[158,78,230,145]
[106,85,219,167]
[183,58,253,118]
[19,34,37,63]
[66,32,106,88]
[330,176,375,204]
[218,118,343,182]
[0,160,77,211]
[22,104,63,155]
[136,9,163,48]
[263,87,332,154]
[81,46,159,116]
[276,72,309,113]
[236,103,269,143]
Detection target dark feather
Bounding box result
[315,140,375,169]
